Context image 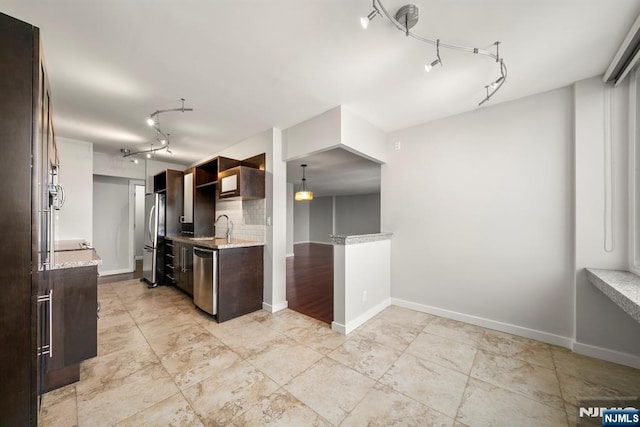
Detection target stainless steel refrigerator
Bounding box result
[142,192,165,287]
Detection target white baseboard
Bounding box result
[99,268,133,277]
[390,297,574,349]
[346,299,391,335]
[332,299,390,335]
[572,342,640,369]
[294,241,333,246]
[263,300,288,313]
[286,253,294,258]
[331,321,346,334]
[134,256,143,261]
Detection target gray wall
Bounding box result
[293,198,310,243]
[309,196,333,243]
[335,193,380,235]
[93,175,130,275]
[382,79,640,363]
[134,184,145,259]
[383,86,575,338]
[294,193,382,244]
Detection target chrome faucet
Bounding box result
[215,214,233,243]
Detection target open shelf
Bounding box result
[195,158,218,187]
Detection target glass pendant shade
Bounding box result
[295,164,313,201]
[294,189,313,201]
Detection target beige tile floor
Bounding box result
[39,279,640,426]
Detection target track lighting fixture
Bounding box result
[424,39,442,72]
[361,1,508,105]
[294,164,313,201]
[122,98,193,161]
[360,1,380,29]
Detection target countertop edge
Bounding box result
[49,248,102,270]
[585,268,640,323]
[166,235,265,249]
[330,232,394,245]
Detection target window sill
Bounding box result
[585,268,640,323]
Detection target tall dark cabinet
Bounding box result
[0,12,55,425]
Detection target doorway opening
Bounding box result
[286,148,381,325]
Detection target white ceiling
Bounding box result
[2,0,639,170]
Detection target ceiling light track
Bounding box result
[122,98,193,161]
[362,0,508,105]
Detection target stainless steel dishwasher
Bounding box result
[193,247,218,315]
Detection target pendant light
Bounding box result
[294,164,313,201]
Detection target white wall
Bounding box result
[309,196,333,243]
[293,200,310,243]
[574,77,640,360]
[383,87,575,342]
[284,107,341,160]
[335,193,380,235]
[286,183,294,256]
[93,175,130,275]
[341,107,388,163]
[284,105,387,164]
[56,137,93,243]
[333,239,391,334]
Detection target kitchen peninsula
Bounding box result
[40,241,101,392]
[165,236,264,323]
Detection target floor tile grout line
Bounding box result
[366,325,460,424]
[550,347,573,426]
[109,282,185,424]
[466,357,568,413]
[100,280,215,425]
[452,329,484,424]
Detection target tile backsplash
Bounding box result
[215,198,266,242]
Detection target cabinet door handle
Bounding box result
[37,289,53,359]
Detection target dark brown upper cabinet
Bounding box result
[218,153,266,200]
[218,166,265,200]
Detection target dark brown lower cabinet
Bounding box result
[38,265,97,392]
[170,241,194,296]
[217,246,264,322]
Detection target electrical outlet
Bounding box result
[394,141,401,151]
[266,216,271,226]
[362,290,367,302]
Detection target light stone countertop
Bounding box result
[50,249,102,270]
[330,232,393,245]
[585,268,640,323]
[166,235,265,250]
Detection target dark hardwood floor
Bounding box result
[286,243,333,324]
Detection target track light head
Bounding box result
[489,76,504,89]
[146,117,155,126]
[425,59,440,72]
[361,9,379,29]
